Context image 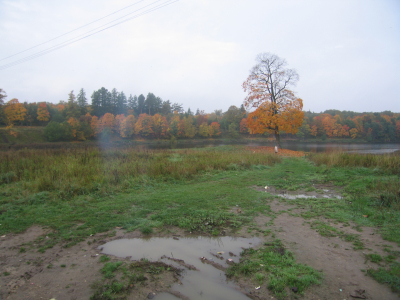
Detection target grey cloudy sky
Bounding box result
[0,0,399,113]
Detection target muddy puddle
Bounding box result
[254,185,343,200]
[99,236,260,300]
[276,192,342,200]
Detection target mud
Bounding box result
[0,198,399,300]
[268,200,400,300]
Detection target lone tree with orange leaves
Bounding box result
[243,53,304,147]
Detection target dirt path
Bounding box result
[267,200,399,300]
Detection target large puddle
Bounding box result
[99,236,261,300]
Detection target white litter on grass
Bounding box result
[1,235,5,238]
[255,286,261,290]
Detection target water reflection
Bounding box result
[99,236,260,300]
[147,140,400,154]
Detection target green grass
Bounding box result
[101,262,123,279]
[91,259,180,300]
[100,256,111,263]
[0,145,280,198]
[0,126,47,144]
[0,147,399,295]
[226,240,323,299]
[309,220,364,250]
[308,152,400,175]
[367,262,400,293]
[365,254,383,263]
[0,146,281,247]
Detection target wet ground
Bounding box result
[1,190,400,300]
[253,184,343,200]
[100,236,260,300]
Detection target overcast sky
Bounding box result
[0,0,399,113]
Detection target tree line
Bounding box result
[297,110,400,142]
[0,87,399,142]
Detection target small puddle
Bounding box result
[276,193,342,200]
[253,186,342,200]
[99,236,260,300]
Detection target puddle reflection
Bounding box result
[99,236,261,300]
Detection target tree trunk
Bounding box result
[274,126,281,148]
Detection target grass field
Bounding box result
[0,146,399,297]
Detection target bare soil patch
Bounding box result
[0,228,186,300]
[270,212,399,300]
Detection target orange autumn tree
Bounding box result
[209,122,221,137]
[239,118,248,133]
[151,114,169,139]
[243,53,304,147]
[37,102,50,122]
[90,116,100,137]
[310,125,318,138]
[114,114,125,133]
[135,113,154,137]
[97,113,115,134]
[4,98,27,125]
[322,115,336,137]
[120,115,136,138]
[67,117,85,141]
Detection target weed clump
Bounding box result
[367,262,400,294]
[226,240,322,299]
[99,255,111,263]
[91,260,180,300]
[365,253,383,263]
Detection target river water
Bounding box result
[147,140,400,154]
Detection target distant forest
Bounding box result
[0,87,399,142]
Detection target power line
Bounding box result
[0,0,178,70]
[0,0,148,62]
[0,0,168,67]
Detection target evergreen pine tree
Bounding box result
[77,88,87,115]
[91,90,101,117]
[117,91,127,115]
[137,94,145,114]
[110,88,119,115]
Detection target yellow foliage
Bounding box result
[4,98,27,125]
[120,115,136,138]
[37,102,50,122]
[350,128,358,139]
